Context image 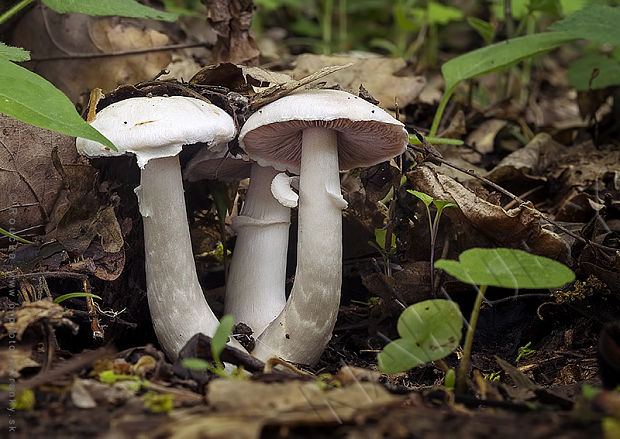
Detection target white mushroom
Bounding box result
[239,89,408,365]
[76,96,237,360]
[185,150,291,336]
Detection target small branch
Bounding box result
[29,42,212,62]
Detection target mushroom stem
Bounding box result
[253,127,346,365]
[225,164,290,336]
[138,155,221,360]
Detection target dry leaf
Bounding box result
[0,114,78,235]
[12,6,172,102]
[1,298,75,341]
[206,0,259,65]
[0,345,39,378]
[408,165,570,261]
[284,54,426,109]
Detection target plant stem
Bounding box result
[322,0,333,55]
[338,0,347,52]
[0,0,34,25]
[429,84,456,137]
[456,284,488,393]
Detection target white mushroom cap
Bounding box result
[77,96,237,168]
[184,147,252,182]
[239,89,408,173]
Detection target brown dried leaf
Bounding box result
[1,298,75,341]
[190,62,291,92]
[0,345,39,378]
[152,379,401,439]
[11,7,172,102]
[0,114,78,235]
[408,165,570,261]
[283,54,426,109]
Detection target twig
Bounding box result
[29,42,212,62]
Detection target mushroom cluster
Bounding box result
[77,88,407,366]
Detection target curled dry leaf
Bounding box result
[1,298,76,341]
[408,165,570,262]
[0,114,78,235]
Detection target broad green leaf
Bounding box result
[0,43,30,62]
[42,0,177,21]
[467,17,495,43]
[211,314,235,362]
[181,358,210,371]
[427,1,463,25]
[568,53,620,90]
[442,32,576,93]
[0,59,115,150]
[407,189,433,207]
[378,299,462,374]
[435,248,575,289]
[53,292,102,303]
[550,5,620,45]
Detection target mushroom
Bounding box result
[76,95,237,360]
[239,89,408,365]
[184,148,292,336]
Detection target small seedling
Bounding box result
[435,248,575,392]
[377,299,463,374]
[368,228,398,275]
[516,341,536,363]
[407,190,456,294]
[181,315,237,378]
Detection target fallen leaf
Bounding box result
[408,165,570,261]
[283,54,426,109]
[0,114,78,235]
[1,298,76,341]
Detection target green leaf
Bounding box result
[434,248,575,289]
[42,0,177,21]
[427,1,463,25]
[442,32,576,93]
[181,358,210,371]
[53,292,102,303]
[374,228,396,251]
[211,315,235,363]
[407,189,433,207]
[433,200,457,211]
[378,299,462,374]
[567,53,620,91]
[0,59,115,150]
[0,43,30,62]
[550,5,620,45]
[0,227,33,244]
[467,17,495,43]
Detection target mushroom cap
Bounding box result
[76,96,236,168]
[184,147,252,182]
[238,89,408,173]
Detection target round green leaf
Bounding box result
[435,248,575,289]
[378,299,463,374]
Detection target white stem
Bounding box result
[138,155,222,360]
[253,128,346,365]
[225,164,290,335]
